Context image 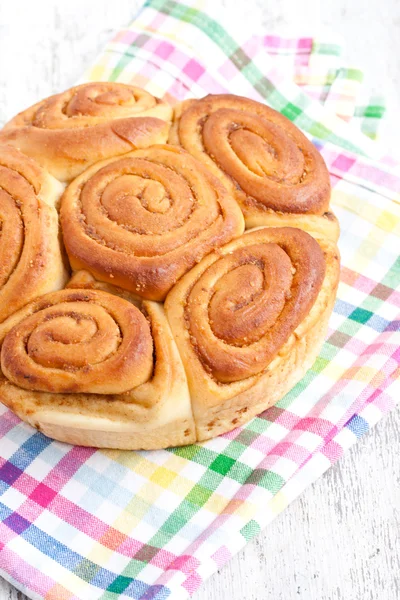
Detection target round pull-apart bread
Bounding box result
[0,145,68,323]
[170,94,339,241]
[0,85,340,450]
[0,83,172,182]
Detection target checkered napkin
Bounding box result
[250,33,386,139]
[1,1,399,599]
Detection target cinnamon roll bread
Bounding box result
[0,83,172,182]
[165,227,340,441]
[0,84,340,449]
[0,145,68,324]
[170,94,339,241]
[0,271,195,449]
[60,144,245,300]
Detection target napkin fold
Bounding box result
[1,1,399,599]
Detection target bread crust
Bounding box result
[169,94,333,234]
[0,83,172,182]
[0,272,195,450]
[60,145,245,300]
[0,144,68,323]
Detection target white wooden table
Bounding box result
[0,2,399,599]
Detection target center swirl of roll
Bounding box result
[0,158,42,295]
[176,94,330,214]
[0,187,24,290]
[203,108,305,186]
[25,304,121,369]
[206,244,293,345]
[1,289,154,394]
[82,158,207,248]
[185,228,326,383]
[61,145,244,300]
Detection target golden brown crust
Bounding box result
[0,272,195,449]
[169,94,331,225]
[245,210,340,242]
[0,144,68,324]
[244,210,340,243]
[165,227,340,441]
[183,228,325,383]
[0,288,154,395]
[0,83,172,182]
[60,144,245,300]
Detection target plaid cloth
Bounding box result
[257,34,387,139]
[1,1,399,599]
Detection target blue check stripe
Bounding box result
[0,501,170,598]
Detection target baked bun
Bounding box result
[0,144,67,324]
[170,94,339,241]
[165,227,340,441]
[0,83,172,181]
[0,272,195,449]
[60,144,244,300]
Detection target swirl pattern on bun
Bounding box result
[170,94,337,238]
[0,83,172,181]
[60,144,244,300]
[1,288,153,394]
[0,272,195,450]
[165,227,340,440]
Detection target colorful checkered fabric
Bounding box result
[1,1,399,599]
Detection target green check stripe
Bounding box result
[139,0,367,154]
[311,41,342,57]
[109,32,152,81]
[355,105,386,119]
[343,68,363,82]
